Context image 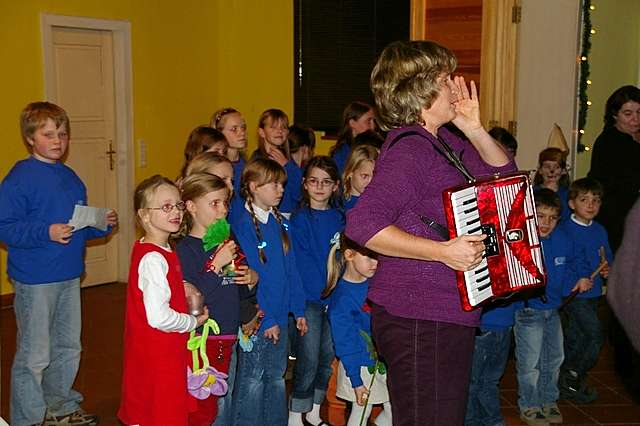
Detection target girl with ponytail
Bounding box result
[325,233,392,426]
[229,158,308,425]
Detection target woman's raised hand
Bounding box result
[451,76,483,136]
[438,234,486,271]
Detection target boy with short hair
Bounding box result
[558,177,613,403]
[515,188,591,426]
[0,102,118,426]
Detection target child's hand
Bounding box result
[572,277,593,293]
[354,385,370,406]
[49,223,74,244]
[296,317,308,336]
[600,261,610,279]
[210,240,237,273]
[183,281,201,298]
[195,306,209,327]
[106,210,118,227]
[233,266,258,286]
[264,324,280,343]
[242,310,263,336]
[267,147,288,167]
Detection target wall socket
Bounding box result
[138,139,147,168]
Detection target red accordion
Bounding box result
[442,172,546,311]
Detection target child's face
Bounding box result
[220,113,247,150]
[349,110,375,136]
[536,205,560,238]
[345,249,379,280]
[304,167,338,207]
[539,160,564,185]
[349,160,374,196]
[250,180,285,210]
[569,191,602,223]
[139,184,184,236]
[259,118,289,148]
[186,188,229,232]
[207,163,234,194]
[28,118,69,163]
[206,140,228,157]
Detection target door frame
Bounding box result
[41,13,134,283]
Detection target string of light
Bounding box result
[577,0,596,152]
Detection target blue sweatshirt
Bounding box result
[279,161,303,214]
[558,216,613,299]
[328,278,374,388]
[0,157,111,284]
[332,144,351,175]
[479,302,516,332]
[524,227,588,310]
[176,235,241,335]
[344,195,359,211]
[290,206,345,303]
[230,206,306,332]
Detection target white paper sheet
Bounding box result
[68,205,110,231]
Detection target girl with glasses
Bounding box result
[119,175,209,426]
[288,156,345,426]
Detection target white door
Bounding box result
[48,26,119,286]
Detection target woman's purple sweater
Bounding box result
[345,125,516,326]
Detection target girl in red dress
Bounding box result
[118,175,209,426]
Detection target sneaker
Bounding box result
[43,409,99,426]
[542,403,563,424]
[520,407,550,426]
[560,380,598,404]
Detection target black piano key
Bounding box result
[463,207,477,214]
[474,265,488,275]
[475,273,490,283]
[476,281,492,292]
[462,198,477,206]
[466,217,480,226]
[466,226,482,234]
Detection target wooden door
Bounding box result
[48,27,119,286]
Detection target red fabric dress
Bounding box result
[118,240,191,426]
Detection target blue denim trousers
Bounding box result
[562,297,603,377]
[514,308,564,411]
[464,327,512,426]
[11,279,83,426]
[232,331,288,425]
[290,302,335,413]
[213,341,237,426]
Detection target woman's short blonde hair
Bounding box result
[370,40,457,131]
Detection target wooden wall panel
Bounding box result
[424,0,483,85]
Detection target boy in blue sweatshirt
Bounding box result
[558,178,613,404]
[515,189,591,426]
[0,102,117,426]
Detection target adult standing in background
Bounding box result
[588,85,640,252]
[345,40,514,425]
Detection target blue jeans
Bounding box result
[213,341,237,426]
[464,327,512,426]
[11,279,83,426]
[514,308,564,411]
[562,297,603,377]
[290,302,335,412]
[232,332,288,425]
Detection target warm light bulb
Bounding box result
[579,129,585,134]
[587,100,592,106]
[585,146,591,151]
[581,56,588,61]
[590,5,596,10]
[587,80,592,85]
[591,29,597,34]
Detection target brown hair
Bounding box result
[241,158,289,263]
[183,151,233,178]
[568,177,604,201]
[343,144,379,200]
[210,107,240,130]
[20,101,70,146]
[370,40,457,131]
[329,101,374,157]
[302,156,342,208]
[178,172,229,236]
[533,147,570,187]
[180,126,228,177]
[257,109,291,159]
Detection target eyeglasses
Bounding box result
[146,202,186,213]
[306,178,335,188]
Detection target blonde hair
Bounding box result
[370,40,457,131]
[257,109,291,159]
[178,172,229,237]
[343,145,379,200]
[20,101,70,146]
[133,175,177,227]
[241,158,289,263]
[210,107,240,130]
[323,233,373,298]
[183,151,233,178]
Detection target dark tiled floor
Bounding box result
[2,282,639,425]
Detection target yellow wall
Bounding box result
[574,0,640,178]
[0,0,293,295]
